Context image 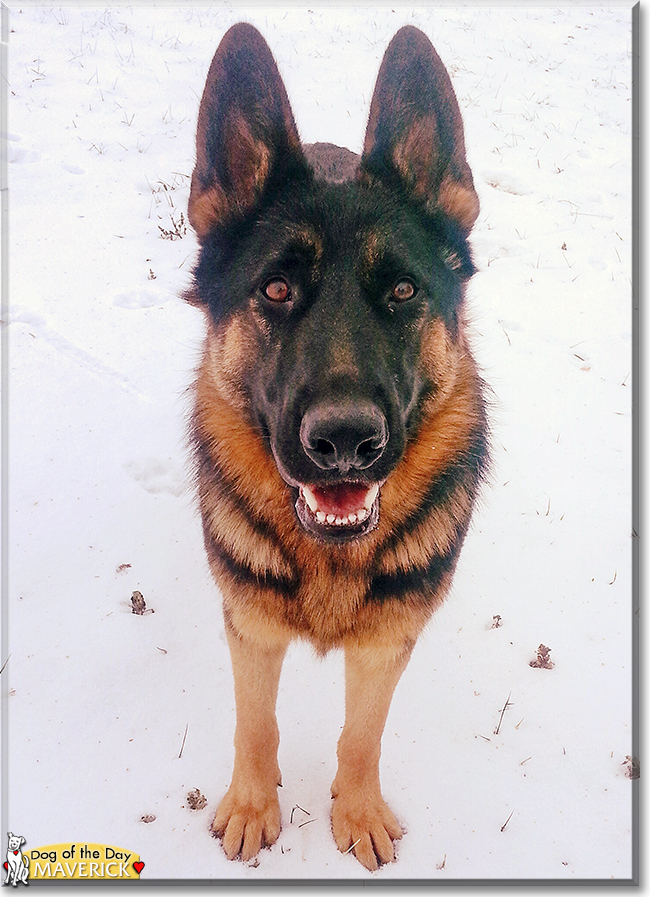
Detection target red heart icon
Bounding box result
[133,861,144,874]
[3,862,7,871]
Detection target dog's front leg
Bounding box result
[331,638,414,870]
[212,617,289,862]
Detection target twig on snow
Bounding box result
[494,692,512,735]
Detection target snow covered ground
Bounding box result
[4,3,635,883]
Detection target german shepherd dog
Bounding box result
[185,22,488,871]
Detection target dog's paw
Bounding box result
[331,789,403,871]
[211,786,281,862]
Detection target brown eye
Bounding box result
[392,279,416,302]
[262,277,291,302]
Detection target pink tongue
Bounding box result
[311,483,371,516]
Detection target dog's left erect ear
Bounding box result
[188,23,304,239]
[361,26,479,233]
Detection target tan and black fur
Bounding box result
[185,23,488,871]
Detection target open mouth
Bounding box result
[295,481,381,542]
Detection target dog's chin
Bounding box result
[294,482,381,544]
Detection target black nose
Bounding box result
[299,401,389,474]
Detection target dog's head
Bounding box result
[7,834,24,851]
[188,24,479,544]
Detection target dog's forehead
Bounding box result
[273,180,423,265]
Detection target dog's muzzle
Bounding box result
[295,400,388,542]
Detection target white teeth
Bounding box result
[301,485,379,527]
[364,484,379,509]
[302,486,319,513]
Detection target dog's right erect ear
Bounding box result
[188,24,303,239]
